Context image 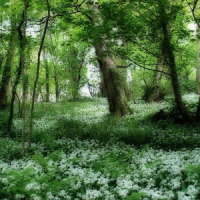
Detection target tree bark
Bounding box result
[192,7,200,119]
[7,2,29,135]
[99,73,106,97]
[90,3,131,116]
[116,42,133,101]
[71,81,79,101]
[0,21,16,109]
[21,45,30,156]
[29,0,50,150]
[0,54,4,72]
[159,0,188,119]
[49,32,60,102]
[148,49,164,102]
[54,63,59,102]
[121,68,133,101]
[21,66,28,157]
[71,67,82,101]
[40,86,45,102]
[43,50,50,102]
[46,66,50,102]
[95,43,132,117]
[196,26,200,119]
[196,26,200,94]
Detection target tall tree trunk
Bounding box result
[53,63,59,102]
[159,0,188,119]
[95,43,131,117]
[0,15,4,73]
[190,2,200,119]
[43,50,50,102]
[71,65,82,101]
[46,66,50,102]
[127,69,135,102]
[99,74,106,97]
[90,3,131,116]
[196,26,200,94]
[121,68,132,100]
[196,26,200,119]
[149,49,164,102]
[39,86,45,102]
[49,32,60,102]
[21,67,28,157]
[0,54,4,72]
[21,47,30,156]
[71,78,79,101]
[0,21,16,109]
[29,0,50,150]
[117,42,133,101]
[7,2,29,134]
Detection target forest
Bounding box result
[0,0,200,199]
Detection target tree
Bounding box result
[60,42,87,101]
[7,0,29,134]
[158,0,188,119]
[29,0,51,150]
[196,26,200,94]
[189,0,200,119]
[148,48,164,102]
[43,49,50,102]
[0,19,17,109]
[88,2,132,116]
[50,35,60,102]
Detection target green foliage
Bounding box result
[0,100,200,199]
[124,192,144,200]
[25,100,200,150]
[0,110,9,136]
[142,84,167,102]
[1,0,200,198]
[92,149,135,178]
[0,138,21,160]
[32,154,48,169]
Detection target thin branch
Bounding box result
[188,0,200,28]
[110,49,171,76]
[117,63,132,68]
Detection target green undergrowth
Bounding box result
[0,97,200,154]
[0,97,200,199]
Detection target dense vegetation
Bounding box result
[0,0,200,199]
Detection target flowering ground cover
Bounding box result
[0,97,200,200]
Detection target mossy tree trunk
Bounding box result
[49,32,60,102]
[99,74,107,97]
[0,54,4,72]
[43,50,50,102]
[196,26,200,119]
[148,49,164,102]
[159,0,188,119]
[7,1,29,135]
[70,67,81,101]
[89,3,131,116]
[121,68,133,101]
[196,26,200,94]
[94,43,132,117]
[0,21,17,109]
[54,63,59,102]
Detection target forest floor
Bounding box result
[0,97,200,200]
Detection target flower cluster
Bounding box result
[0,139,200,199]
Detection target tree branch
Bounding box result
[188,0,200,28]
[109,48,171,76]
